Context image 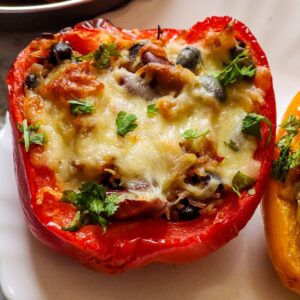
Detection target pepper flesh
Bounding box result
[263,91,300,294]
[7,16,276,274]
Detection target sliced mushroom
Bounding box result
[120,73,158,101]
[142,51,171,65]
[138,43,171,66]
[129,43,145,60]
[139,43,168,60]
[136,63,195,94]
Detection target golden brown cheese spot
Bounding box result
[156,91,196,121]
[156,97,177,119]
[254,66,272,94]
[202,25,236,59]
[29,38,56,60]
[30,145,47,168]
[24,92,44,121]
[139,43,168,59]
[37,61,104,105]
[180,137,219,160]
[136,63,195,93]
[227,82,265,112]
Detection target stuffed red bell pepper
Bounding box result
[6,16,276,273]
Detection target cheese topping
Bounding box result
[23,26,268,220]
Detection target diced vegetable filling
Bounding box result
[21,24,272,230]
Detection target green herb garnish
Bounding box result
[232,171,255,197]
[241,113,272,144]
[68,99,94,115]
[72,42,120,69]
[272,115,300,181]
[147,104,158,117]
[72,52,94,62]
[181,129,210,140]
[224,139,239,151]
[61,182,120,232]
[95,43,120,68]
[94,42,120,68]
[116,111,138,137]
[17,119,46,152]
[217,50,256,86]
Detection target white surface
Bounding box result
[1,0,300,299]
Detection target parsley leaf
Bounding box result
[61,182,120,232]
[72,42,120,69]
[61,211,86,232]
[72,52,94,62]
[289,150,300,169]
[17,119,46,152]
[19,119,30,151]
[272,115,300,181]
[224,139,239,151]
[105,194,120,216]
[182,129,210,140]
[29,133,46,146]
[94,43,120,68]
[61,190,78,205]
[241,113,272,144]
[147,104,158,117]
[217,50,255,86]
[68,99,94,115]
[281,115,300,134]
[232,171,255,197]
[116,111,138,137]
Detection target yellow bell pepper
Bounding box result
[263,91,300,294]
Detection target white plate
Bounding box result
[0,0,92,13]
[1,0,300,299]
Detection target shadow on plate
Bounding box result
[28,232,238,300]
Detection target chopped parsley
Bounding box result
[241,113,272,144]
[72,42,120,69]
[17,119,46,152]
[116,111,138,137]
[147,104,158,117]
[72,52,94,62]
[224,139,239,151]
[272,115,300,181]
[182,129,210,140]
[232,171,255,197]
[217,50,256,86]
[61,182,119,232]
[68,99,94,115]
[94,43,120,68]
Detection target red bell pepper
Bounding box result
[6,16,276,274]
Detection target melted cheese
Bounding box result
[25,36,264,203]
[214,106,260,182]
